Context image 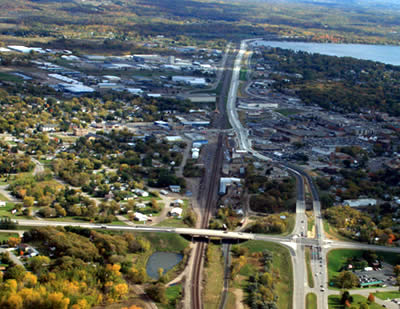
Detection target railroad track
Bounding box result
[192,133,225,309]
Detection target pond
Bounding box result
[146,251,183,279]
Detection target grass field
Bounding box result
[239,68,247,81]
[276,108,303,117]
[238,241,293,309]
[0,232,19,242]
[328,294,384,309]
[374,291,400,300]
[305,247,315,288]
[323,221,352,241]
[327,249,400,287]
[204,244,224,309]
[158,284,182,309]
[0,72,23,83]
[306,293,317,309]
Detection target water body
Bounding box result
[146,252,183,279]
[252,41,400,66]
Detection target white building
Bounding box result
[219,177,241,195]
[343,199,377,208]
[134,212,149,221]
[134,189,149,197]
[170,207,183,217]
[172,76,207,87]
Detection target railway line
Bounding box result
[191,133,225,309]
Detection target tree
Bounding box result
[8,237,21,247]
[4,265,26,281]
[23,196,35,208]
[145,283,166,304]
[394,265,400,277]
[157,268,164,279]
[340,290,353,304]
[336,271,359,289]
[367,293,375,303]
[28,255,50,274]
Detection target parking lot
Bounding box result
[354,262,397,288]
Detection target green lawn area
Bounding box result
[306,293,317,309]
[237,241,293,309]
[328,249,400,287]
[0,72,23,83]
[374,291,400,300]
[307,214,315,232]
[156,199,192,228]
[276,108,303,117]
[328,294,384,309]
[324,220,352,241]
[305,247,315,288]
[0,192,9,201]
[204,244,224,309]
[157,284,183,309]
[135,232,189,253]
[0,232,19,242]
[0,203,32,219]
[239,68,247,81]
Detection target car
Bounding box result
[100,225,107,229]
[320,288,325,292]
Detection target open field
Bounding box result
[238,240,293,309]
[306,293,317,309]
[328,294,384,309]
[204,244,224,309]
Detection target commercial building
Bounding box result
[343,199,377,208]
[178,94,217,103]
[172,76,207,87]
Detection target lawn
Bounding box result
[0,192,9,201]
[324,220,352,241]
[328,294,384,309]
[156,199,192,228]
[0,232,19,242]
[276,108,303,117]
[327,249,400,287]
[204,244,224,309]
[374,291,400,300]
[237,241,293,309]
[157,284,183,309]
[239,68,247,81]
[0,203,31,219]
[0,72,23,83]
[305,247,315,288]
[306,293,317,309]
[135,232,189,253]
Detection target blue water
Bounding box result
[252,41,400,66]
[146,252,183,279]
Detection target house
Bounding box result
[0,201,6,207]
[169,185,181,193]
[40,124,57,132]
[343,199,377,208]
[134,212,149,221]
[135,203,146,209]
[170,207,183,217]
[172,199,184,206]
[134,189,149,197]
[160,189,169,195]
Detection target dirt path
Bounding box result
[231,288,244,309]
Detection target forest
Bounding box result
[0,226,189,308]
[0,0,400,51]
[262,48,400,115]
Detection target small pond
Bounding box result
[146,251,183,279]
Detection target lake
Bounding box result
[146,251,183,279]
[252,41,400,66]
